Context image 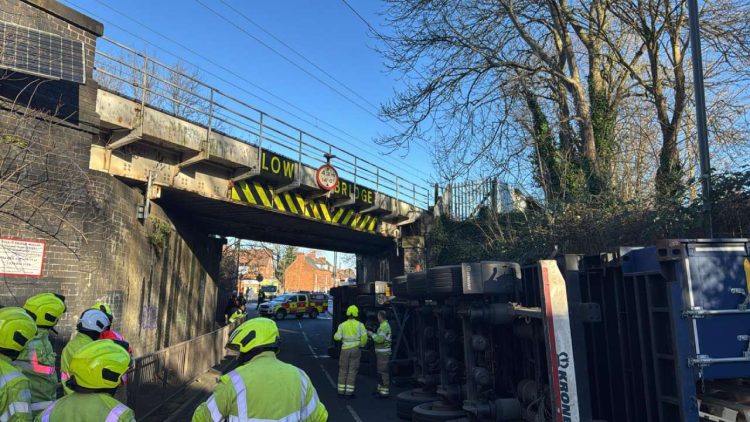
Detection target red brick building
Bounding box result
[284,251,335,293]
[239,248,274,281]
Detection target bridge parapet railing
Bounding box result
[125,319,242,419]
[93,37,431,210]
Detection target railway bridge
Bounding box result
[1,0,427,363]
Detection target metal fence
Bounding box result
[442,178,524,221]
[126,320,242,419]
[93,37,431,209]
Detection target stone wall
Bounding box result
[0,0,223,356]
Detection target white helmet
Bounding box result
[77,309,110,333]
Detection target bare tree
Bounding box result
[0,72,109,255]
[380,0,750,206]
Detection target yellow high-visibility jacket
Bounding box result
[14,329,58,415]
[0,354,32,422]
[35,392,134,422]
[192,351,327,422]
[333,319,367,350]
[372,321,392,354]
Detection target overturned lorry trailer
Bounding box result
[328,238,750,421]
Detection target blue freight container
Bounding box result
[619,239,749,422]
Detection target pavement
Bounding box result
[159,302,408,421]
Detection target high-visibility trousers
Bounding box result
[337,347,361,395]
[376,352,390,396]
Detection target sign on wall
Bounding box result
[259,151,296,181]
[0,238,46,277]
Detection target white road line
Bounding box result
[346,405,364,422]
[320,364,336,390]
[299,320,318,358]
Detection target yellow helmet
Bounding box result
[346,305,359,318]
[0,307,37,353]
[24,293,66,328]
[91,303,113,322]
[69,340,131,390]
[227,317,279,354]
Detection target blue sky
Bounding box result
[62,0,435,190]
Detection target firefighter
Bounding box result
[90,304,126,344]
[192,317,327,421]
[333,305,367,397]
[0,307,37,422]
[39,340,134,421]
[14,293,66,415]
[60,309,110,394]
[228,307,245,323]
[368,310,392,398]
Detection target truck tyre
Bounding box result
[412,401,467,421]
[358,282,375,295]
[406,272,428,297]
[426,266,462,295]
[309,309,319,319]
[396,388,439,420]
[275,309,286,320]
[393,275,408,298]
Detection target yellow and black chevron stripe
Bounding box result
[231,180,379,232]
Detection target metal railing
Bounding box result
[442,178,524,221]
[93,37,431,210]
[126,320,242,419]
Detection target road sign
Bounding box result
[316,164,339,191]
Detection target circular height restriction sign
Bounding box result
[316,164,339,191]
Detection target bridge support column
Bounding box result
[356,236,426,282]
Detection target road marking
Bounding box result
[346,405,363,422]
[319,364,336,390]
[299,320,318,358]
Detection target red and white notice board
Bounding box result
[0,238,46,277]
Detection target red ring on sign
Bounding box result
[316,164,339,191]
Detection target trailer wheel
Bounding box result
[426,266,463,295]
[411,401,467,421]
[406,272,428,297]
[396,388,439,420]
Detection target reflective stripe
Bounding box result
[30,401,54,411]
[375,348,391,353]
[206,395,223,422]
[228,371,247,418]
[297,369,308,416]
[40,401,56,422]
[60,372,70,381]
[298,383,320,420]
[0,401,30,422]
[0,372,23,388]
[30,352,56,375]
[105,404,129,422]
